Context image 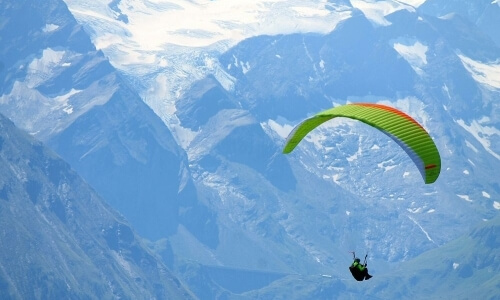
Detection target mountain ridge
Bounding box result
[0,113,194,299]
[1,0,498,298]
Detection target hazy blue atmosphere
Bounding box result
[0,0,499,299]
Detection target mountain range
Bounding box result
[0,112,194,299]
[1,0,499,299]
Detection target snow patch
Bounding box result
[112,251,136,278]
[43,24,59,33]
[392,39,428,75]
[407,207,423,214]
[442,84,451,99]
[240,61,251,74]
[205,56,236,91]
[333,173,342,184]
[439,13,455,21]
[54,88,81,102]
[378,160,397,171]
[468,159,475,167]
[319,59,325,71]
[346,147,361,162]
[398,0,427,7]
[457,194,473,202]
[351,0,415,26]
[266,119,294,140]
[457,119,500,160]
[407,215,436,244]
[54,88,82,115]
[170,125,197,150]
[27,48,66,88]
[465,140,479,153]
[457,54,500,89]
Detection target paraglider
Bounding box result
[282,103,441,184]
[349,252,372,281]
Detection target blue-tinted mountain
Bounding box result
[0,0,218,248]
[171,4,499,298]
[364,215,500,300]
[1,0,499,299]
[419,0,500,47]
[0,113,194,299]
[208,215,499,299]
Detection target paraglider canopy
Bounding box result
[282,103,441,184]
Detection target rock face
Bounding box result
[0,113,194,299]
[2,0,499,299]
[0,0,217,246]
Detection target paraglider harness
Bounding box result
[349,252,372,281]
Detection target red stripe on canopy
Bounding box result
[353,103,427,132]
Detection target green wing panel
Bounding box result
[283,103,441,184]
